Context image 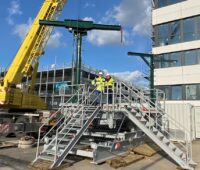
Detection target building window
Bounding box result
[163,86,170,100]
[161,54,170,68]
[169,21,181,44]
[170,52,182,67]
[154,0,186,8]
[154,49,200,69]
[154,16,199,47]
[171,86,182,100]
[183,18,195,42]
[198,49,200,64]
[156,84,200,100]
[158,23,169,46]
[184,50,196,66]
[185,85,197,100]
[197,16,200,39]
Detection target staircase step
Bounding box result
[57,137,72,142]
[162,138,170,145]
[140,117,147,123]
[39,154,54,161]
[45,149,62,155]
[152,127,158,134]
[68,123,82,126]
[64,127,80,131]
[145,122,154,128]
[130,108,137,113]
[174,148,184,158]
[156,131,164,139]
[50,143,69,149]
[168,143,177,151]
[58,132,77,136]
[135,112,142,118]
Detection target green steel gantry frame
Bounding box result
[40,19,122,86]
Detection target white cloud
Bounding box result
[83,17,123,46]
[6,17,15,25]
[83,17,95,21]
[112,70,148,87]
[47,31,63,48]
[104,0,151,35]
[13,18,63,48]
[85,0,151,46]
[87,30,123,46]
[6,0,22,25]
[84,2,96,8]
[13,17,33,39]
[113,70,143,82]
[8,1,22,15]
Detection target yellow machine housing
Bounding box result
[0,0,68,110]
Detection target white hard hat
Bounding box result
[106,73,110,76]
[98,71,103,75]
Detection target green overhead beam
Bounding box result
[39,19,121,33]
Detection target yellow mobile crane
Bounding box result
[0,0,67,110]
[0,0,67,136]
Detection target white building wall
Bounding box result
[163,103,196,140]
[152,0,200,26]
[153,40,200,55]
[154,65,200,86]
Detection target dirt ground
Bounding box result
[0,137,199,170]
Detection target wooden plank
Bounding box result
[106,153,144,169]
[28,160,72,170]
[132,143,159,157]
[0,140,18,149]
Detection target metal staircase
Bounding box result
[116,81,195,170]
[33,80,196,169]
[33,85,101,168]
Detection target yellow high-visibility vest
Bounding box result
[105,77,114,88]
[91,77,105,92]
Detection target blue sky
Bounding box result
[0,0,151,84]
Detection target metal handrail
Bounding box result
[55,88,100,142]
[120,81,191,136]
[117,82,192,163]
[120,92,191,163]
[53,91,101,161]
[39,85,85,139]
[35,84,85,160]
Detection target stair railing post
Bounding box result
[100,90,103,107]
[189,138,193,164]
[55,130,58,163]
[35,127,41,161]
[78,87,80,103]
[81,104,84,127]
[148,103,151,130]
[128,87,131,107]
[112,84,115,111]
[185,135,189,164]
[106,85,109,111]
[87,86,90,105]
[84,85,86,104]
[119,82,122,110]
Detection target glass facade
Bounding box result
[155,49,200,68]
[153,1,200,102]
[154,16,200,47]
[171,86,182,100]
[156,84,200,100]
[154,0,186,9]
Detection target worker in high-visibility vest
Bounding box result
[91,71,105,105]
[105,73,114,104]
